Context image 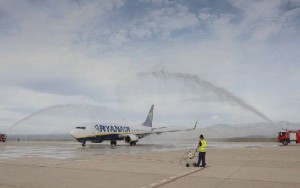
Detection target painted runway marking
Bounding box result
[149,183,158,187]
[141,167,208,188]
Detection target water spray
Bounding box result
[138,70,274,124]
[5,104,126,133]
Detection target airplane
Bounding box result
[70,105,197,146]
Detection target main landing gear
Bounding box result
[130,142,137,146]
[110,140,117,146]
[82,140,86,146]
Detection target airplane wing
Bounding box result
[150,120,198,135]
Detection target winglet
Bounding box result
[193,120,198,129]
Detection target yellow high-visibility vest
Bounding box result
[197,140,207,152]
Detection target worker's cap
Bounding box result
[199,134,204,138]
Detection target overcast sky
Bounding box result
[1,0,300,130]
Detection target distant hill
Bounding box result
[160,121,300,139]
[7,134,73,141]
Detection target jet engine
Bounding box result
[124,134,139,145]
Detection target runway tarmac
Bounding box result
[0,140,299,188]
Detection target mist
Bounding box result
[139,70,274,124]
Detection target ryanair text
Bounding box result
[95,124,131,133]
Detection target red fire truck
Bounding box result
[278,130,300,146]
[0,133,7,142]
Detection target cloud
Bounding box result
[98,3,200,46]
[0,0,300,129]
[211,115,220,121]
[131,4,199,37]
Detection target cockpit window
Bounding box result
[76,126,86,129]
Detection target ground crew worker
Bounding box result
[196,134,206,167]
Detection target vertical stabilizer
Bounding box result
[142,105,154,127]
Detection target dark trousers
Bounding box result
[197,152,206,167]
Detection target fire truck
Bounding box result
[0,133,7,142]
[278,130,300,146]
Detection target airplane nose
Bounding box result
[70,129,79,138]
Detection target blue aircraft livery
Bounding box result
[95,124,131,133]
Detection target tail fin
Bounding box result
[142,105,154,127]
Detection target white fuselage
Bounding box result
[70,122,152,141]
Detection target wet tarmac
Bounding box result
[1,140,299,188]
[0,139,279,160]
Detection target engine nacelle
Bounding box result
[124,134,139,143]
